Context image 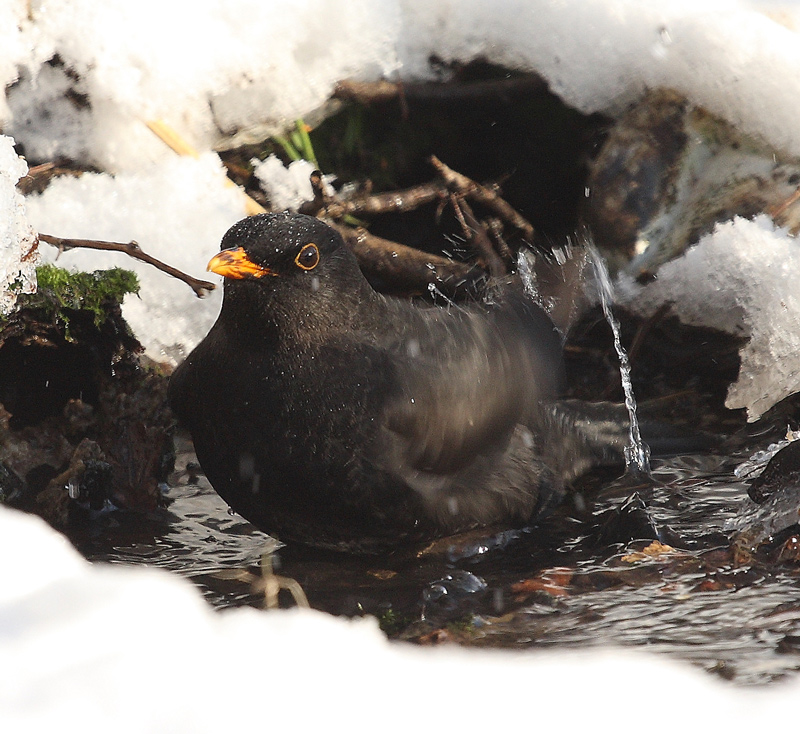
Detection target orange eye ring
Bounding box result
[295,243,320,271]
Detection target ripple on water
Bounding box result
[66,435,800,685]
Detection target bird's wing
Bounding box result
[377,291,563,479]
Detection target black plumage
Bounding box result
[169,212,620,552]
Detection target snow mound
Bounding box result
[25,154,246,363]
[0,503,794,732]
[618,215,800,421]
[0,134,37,314]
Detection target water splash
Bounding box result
[588,246,651,475]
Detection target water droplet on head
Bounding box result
[406,338,421,358]
[447,496,459,516]
[238,453,255,478]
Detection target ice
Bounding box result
[24,153,246,363]
[0,135,37,314]
[617,216,800,421]
[0,502,795,732]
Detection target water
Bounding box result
[62,252,800,687]
[587,246,651,474]
[66,429,800,686]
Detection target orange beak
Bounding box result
[207,247,277,279]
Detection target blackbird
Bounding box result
[170,212,629,552]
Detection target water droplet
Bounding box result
[588,246,650,474]
[520,427,534,449]
[446,496,459,516]
[492,588,505,614]
[406,338,421,358]
[67,477,80,499]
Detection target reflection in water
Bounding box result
[67,434,800,687]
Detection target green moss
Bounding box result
[446,615,479,635]
[17,264,140,328]
[376,608,413,637]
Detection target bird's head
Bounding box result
[209,212,375,339]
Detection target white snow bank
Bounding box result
[5,1,800,171]
[25,154,246,363]
[9,0,402,171]
[253,155,334,213]
[399,0,800,157]
[0,135,37,314]
[618,216,800,421]
[0,503,794,733]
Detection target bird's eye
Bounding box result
[295,243,320,271]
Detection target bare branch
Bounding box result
[430,155,536,242]
[450,194,507,276]
[330,222,482,298]
[37,233,216,298]
[334,75,548,105]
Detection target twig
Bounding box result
[486,217,514,263]
[342,182,446,217]
[37,233,216,298]
[259,548,309,610]
[768,187,800,224]
[334,75,548,105]
[306,180,447,220]
[430,155,536,242]
[297,169,333,216]
[330,222,482,297]
[450,194,507,276]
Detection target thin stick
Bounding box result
[450,194,507,276]
[330,223,481,297]
[430,155,536,242]
[37,233,216,298]
[333,75,548,105]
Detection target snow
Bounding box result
[4,0,800,723]
[0,135,37,314]
[9,0,403,171]
[0,503,796,733]
[618,216,800,420]
[253,155,334,213]
[26,153,246,363]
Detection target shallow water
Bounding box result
[67,429,800,687]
